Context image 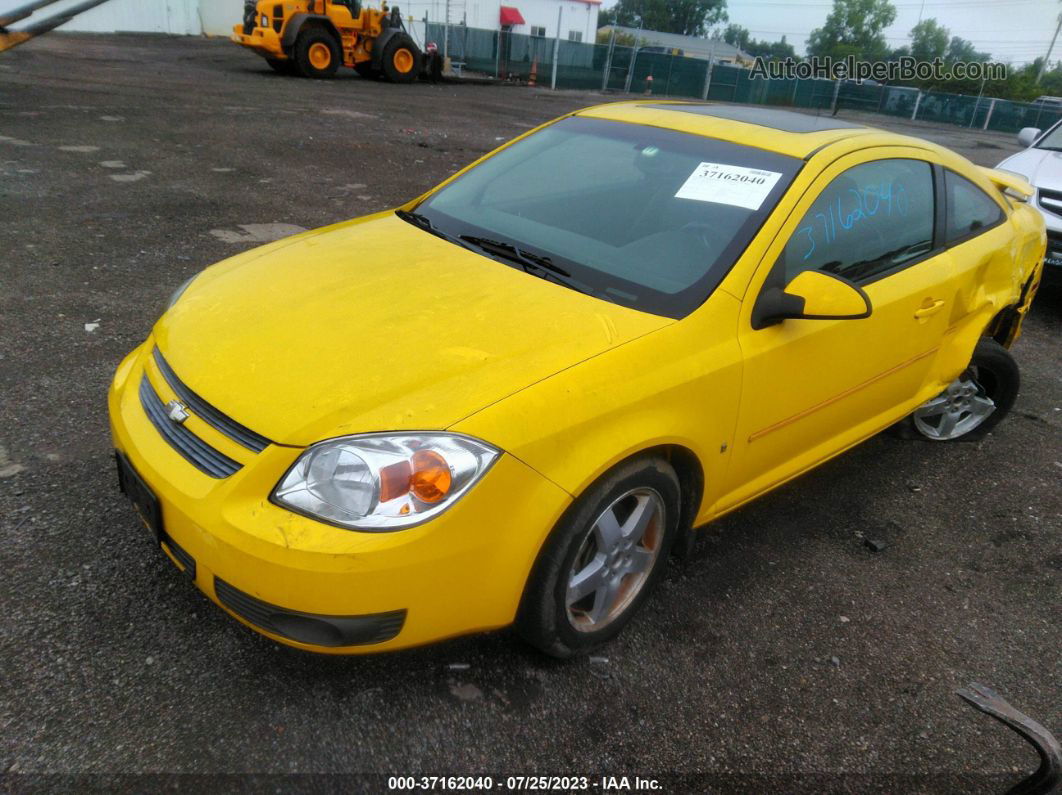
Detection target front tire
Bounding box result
[516,456,680,658]
[900,338,1019,441]
[380,33,421,83]
[294,29,340,79]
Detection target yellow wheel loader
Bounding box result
[233,0,428,82]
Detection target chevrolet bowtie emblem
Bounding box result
[165,400,190,424]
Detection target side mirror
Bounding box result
[1017,127,1041,148]
[752,270,872,330]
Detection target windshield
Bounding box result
[1035,121,1062,150]
[412,116,802,318]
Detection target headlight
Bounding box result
[272,433,500,531]
[167,274,197,309]
[261,14,269,27]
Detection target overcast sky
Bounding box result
[604,0,1060,66]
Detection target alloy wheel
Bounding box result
[565,487,665,632]
[912,370,996,440]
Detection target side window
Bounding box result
[782,159,935,284]
[945,170,1004,243]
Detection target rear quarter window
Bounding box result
[945,170,1005,244]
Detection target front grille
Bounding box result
[152,347,273,453]
[215,578,407,647]
[139,376,242,478]
[1038,187,1062,219]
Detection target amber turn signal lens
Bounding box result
[410,449,452,503]
[378,460,412,503]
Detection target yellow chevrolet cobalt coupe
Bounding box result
[110,103,1045,656]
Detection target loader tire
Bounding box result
[380,33,421,84]
[294,29,340,79]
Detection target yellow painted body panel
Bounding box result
[158,212,669,446]
[110,104,1045,652]
[110,343,573,653]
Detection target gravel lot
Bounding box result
[0,33,1059,792]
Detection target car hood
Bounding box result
[154,212,670,446]
[997,147,1062,188]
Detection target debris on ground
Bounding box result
[864,538,887,553]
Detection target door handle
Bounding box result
[914,298,945,318]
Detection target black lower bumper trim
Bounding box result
[213,578,406,647]
[163,536,196,580]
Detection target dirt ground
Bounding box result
[0,33,1059,791]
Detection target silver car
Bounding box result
[997,122,1062,284]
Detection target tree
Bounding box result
[909,18,948,62]
[945,36,991,63]
[722,23,794,60]
[598,0,728,37]
[723,23,750,51]
[807,0,897,61]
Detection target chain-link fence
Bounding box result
[419,22,1062,135]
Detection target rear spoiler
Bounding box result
[978,166,1034,202]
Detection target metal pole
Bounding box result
[600,29,615,92]
[0,0,66,27]
[701,39,716,100]
[982,98,997,131]
[550,6,561,90]
[443,0,449,61]
[624,47,638,94]
[970,76,986,128]
[1,0,114,51]
[1037,13,1062,84]
[911,90,923,121]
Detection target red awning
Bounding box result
[499,6,525,26]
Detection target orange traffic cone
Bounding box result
[529,59,537,87]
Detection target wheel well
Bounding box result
[986,304,1021,348]
[281,14,340,50]
[636,444,704,547]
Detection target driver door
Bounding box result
[714,150,955,513]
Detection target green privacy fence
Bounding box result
[425,23,1062,135]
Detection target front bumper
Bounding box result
[230,24,285,59]
[108,341,572,653]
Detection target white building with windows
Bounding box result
[486,0,600,43]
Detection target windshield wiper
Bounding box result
[395,210,475,250]
[459,235,573,277]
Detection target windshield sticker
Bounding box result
[675,163,783,210]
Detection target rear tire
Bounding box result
[294,29,340,79]
[893,338,1019,442]
[516,456,680,658]
[380,33,421,83]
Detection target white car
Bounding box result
[997,123,1062,284]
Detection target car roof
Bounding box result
[575,101,882,159]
